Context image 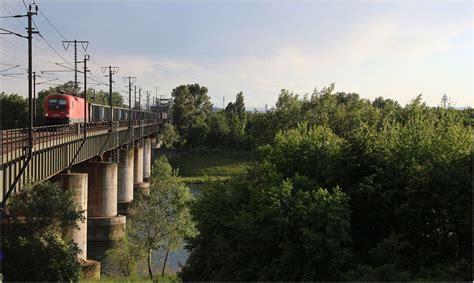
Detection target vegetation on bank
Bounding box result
[175,84,472,281]
[166,149,252,184]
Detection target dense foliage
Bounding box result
[0,92,28,129]
[2,181,84,281]
[171,84,249,148]
[180,85,473,280]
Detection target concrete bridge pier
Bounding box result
[75,161,125,242]
[143,138,152,182]
[117,148,134,215]
[52,172,101,279]
[133,144,149,195]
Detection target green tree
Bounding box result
[128,157,195,280]
[181,175,352,280]
[171,84,212,147]
[247,89,303,146]
[206,112,230,147]
[159,122,181,149]
[224,92,247,147]
[85,88,124,107]
[3,181,84,281]
[106,232,142,276]
[0,92,28,129]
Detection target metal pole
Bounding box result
[74,39,77,92]
[109,66,113,130]
[33,71,36,127]
[139,87,141,112]
[27,7,34,150]
[129,78,132,127]
[83,55,89,139]
[134,85,137,110]
[62,40,89,95]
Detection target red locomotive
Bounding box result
[44,94,88,125]
[44,93,168,125]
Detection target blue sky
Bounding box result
[1,0,472,108]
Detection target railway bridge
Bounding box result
[1,115,167,277]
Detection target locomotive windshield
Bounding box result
[48,98,67,110]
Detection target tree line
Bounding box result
[160,83,248,149]
[177,84,473,280]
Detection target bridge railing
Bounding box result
[1,119,163,203]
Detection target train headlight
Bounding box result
[45,113,49,117]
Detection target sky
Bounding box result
[0,0,472,109]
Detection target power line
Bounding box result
[37,8,67,41]
[0,3,25,26]
[62,40,90,91]
[0,15,22,18]
[36,32,74,69]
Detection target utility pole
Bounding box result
[138,87,142,111]
[62,39,89,94]
[1,2,38,206]
[143,90,151,111]
[83,55,90,139]
[134,85,137,110]
[33,71,36,126]
[102,66,119,130]
[223,96,225,109]
[27,4,38,151]
[441,93,448,109]
[123,76,137,127]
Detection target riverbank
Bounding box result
[162,148,253,184]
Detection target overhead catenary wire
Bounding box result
[37,8,67,41]
[2,2,136,99]
[39,6,104,75]
[35,32,74,70]
[0,3,26,26]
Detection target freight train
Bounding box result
[44,94,167,125]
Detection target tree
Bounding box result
[224,92,247,147]
[3,181,84,281]
[0,92,28,129]
[85,88,124,107]
[128,157,195,280]
[206,112,230,147]
[159,122,181,149]
[180,174,352,280]
[106,232,142,276]
[171,84,212,147]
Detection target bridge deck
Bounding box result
[1,119,162,202]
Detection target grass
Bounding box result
[167,150,253,184]
[82,274,180,282]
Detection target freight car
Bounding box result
[44,94,166,125]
